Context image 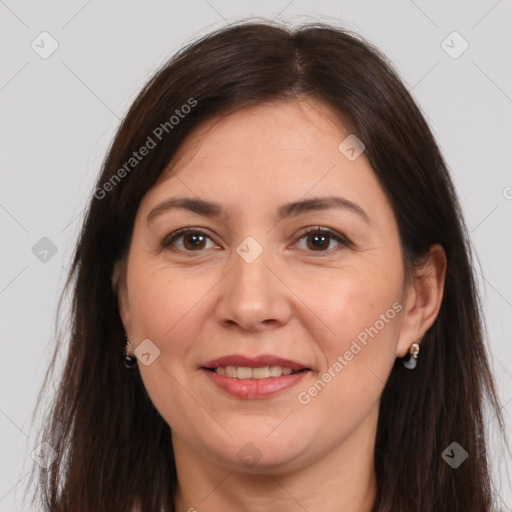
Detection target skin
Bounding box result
[115,98,447,512]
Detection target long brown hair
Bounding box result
[27,19,509,511]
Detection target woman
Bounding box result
[28,20,508,511]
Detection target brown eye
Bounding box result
[306,232,331,251]
[161,229,217,251]
[182,233,207,250]
[295,227,349,253]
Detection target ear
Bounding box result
[112,258,132,335]
[396,244,447,357]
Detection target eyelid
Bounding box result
[160,226,352,253]
[294,225,347,240]
[160,227,219,249]
[292,226,352,251]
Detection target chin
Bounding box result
[210,430,312,473]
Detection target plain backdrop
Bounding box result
[0,1,511,510]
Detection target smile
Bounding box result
[200,354,312,399]
[210,366,305,379]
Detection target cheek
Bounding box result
[301,261,402,352]
[126,263,206,352]
[126,265,211,423]
[297,258,403,415]
[295,276,401,433]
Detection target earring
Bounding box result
[403,341,420,370]
[123,339,138,369]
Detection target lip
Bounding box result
[200,354,312,400]
[201,367,310,399]
[201,354,310,372]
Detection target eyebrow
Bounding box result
[146,196,370,224]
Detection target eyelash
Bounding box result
[160,226,351,255]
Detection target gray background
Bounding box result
[0,1,511,510]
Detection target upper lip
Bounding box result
[201,354,311,372]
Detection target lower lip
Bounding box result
[201,368,310,399]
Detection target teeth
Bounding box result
[237,367,253,379]
[214,366,295,379]
[252,367,270,379]
[269,365,282,377]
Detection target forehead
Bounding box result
[138,98,391,228]
[161,98,350,179]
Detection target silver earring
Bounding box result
[123,339,138,369]
[403,341,420,369]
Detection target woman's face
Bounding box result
[117,98,429,473]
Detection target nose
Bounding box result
[215,241,293,333]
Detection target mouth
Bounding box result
[201,353,311,377]
[200,354,312,399]
[202,366,309,379]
